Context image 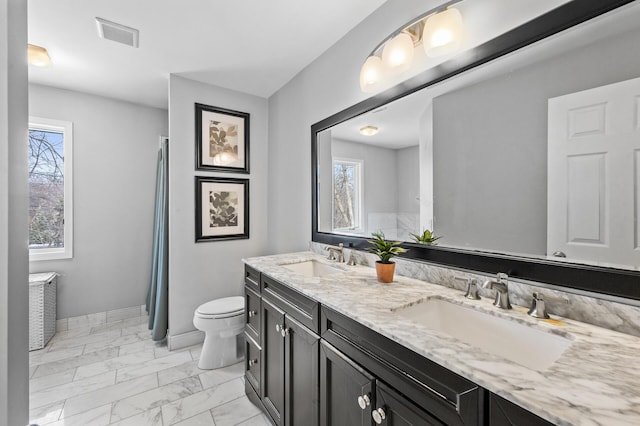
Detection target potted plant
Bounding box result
[410,229,441,245]
[367,231,407,283]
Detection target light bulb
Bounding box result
[423,7,464,58]
[381,32,414,72]
[359,55,385,92]
[28,44,52,67]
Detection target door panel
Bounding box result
[374,381,443,426]
[320,341,374,426]
[262,298,285,425]
[285,315,319,426]
[548,76,640,267]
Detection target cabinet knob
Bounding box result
[372,407,386,425]
[248,358,258,367]
[357,394,371,410]
[248,310,257,317]
[275,324,281,332]
[280,327,289,338]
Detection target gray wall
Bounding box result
[0,0,29,423]
[396,146,420,214]
[267,0,429,253]
[28,84,168,318]
[433,25,640,255]
[332,138,398,235]
[168,75,268,340]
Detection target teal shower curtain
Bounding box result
[147,138,169,341]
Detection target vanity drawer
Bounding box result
[321,306,481,426]
[245,285,261,344]
[245,333,261,395]
[261,274,319,334]
[245,265,260,293]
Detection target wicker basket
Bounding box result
[29,272,57,351]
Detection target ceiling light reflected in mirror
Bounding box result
[359,126,379,136]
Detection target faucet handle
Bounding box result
[528,291,570,319]
[455,277,481,300]
[496,272,508,282]
[528,292,549,319]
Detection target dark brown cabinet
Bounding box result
[244,265,556,426]
[489,393,554,426]
[320,340,374,426]
[374,381,443,426]
[245,267,319,426]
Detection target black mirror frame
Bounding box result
[312,0,640,302]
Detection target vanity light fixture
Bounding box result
[359,0,465,92]
[27,44,52,67]
[359,126,379,136]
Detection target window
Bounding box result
[332,158,362,231]
[28,117,73,261]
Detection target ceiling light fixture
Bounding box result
[360,126,379,136]
[27,44,52,67]
[359,0,465,92]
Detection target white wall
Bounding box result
[267,0,429,253]
[0,0,29,423]
[28,84,168,318]
[168,75,269,343]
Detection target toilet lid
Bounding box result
[196,296,244,316]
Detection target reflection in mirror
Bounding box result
[317,2,640,272]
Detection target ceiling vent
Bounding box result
[95,17,139,48]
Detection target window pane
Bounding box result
[29,129,65,249]
[333,161,361,230]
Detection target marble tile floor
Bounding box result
[28,315,270,426]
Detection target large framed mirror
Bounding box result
[312,0,640,301]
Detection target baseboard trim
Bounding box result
[168,329,205,351]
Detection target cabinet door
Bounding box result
[245,285,261,344]
[284,315,320,426]
[320,341,375,426]
[262,298,286,425]
[373,381,443,426]
[490,393,554,426]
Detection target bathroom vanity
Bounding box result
[242,253,640,425]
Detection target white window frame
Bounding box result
[332,157,363,232]
[28,117,74,261]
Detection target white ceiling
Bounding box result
[28,0,387,109]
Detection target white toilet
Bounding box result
[193,296,245,370]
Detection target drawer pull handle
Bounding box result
[248,310,257,317]
[280,327,289,338]
[275,324,281,332]
[372,407,386,425]
[357,394,371,410]
[248,358,258,367]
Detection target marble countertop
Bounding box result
[243,252,640,426]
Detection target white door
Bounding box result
[547,76,640,268]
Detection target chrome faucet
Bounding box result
[482,273,511,309]
[325,243,345,263]
[528,292,570,319]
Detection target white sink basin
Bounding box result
[393,298,572,371]
[281,260,344,278]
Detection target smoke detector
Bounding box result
[95,17,139,48]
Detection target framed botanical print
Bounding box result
[195,176,249,242]
[195,103,250,173]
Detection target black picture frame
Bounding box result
[195,176,249,242]
[195,103,250,173]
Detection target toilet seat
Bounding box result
[196,296,244,319]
